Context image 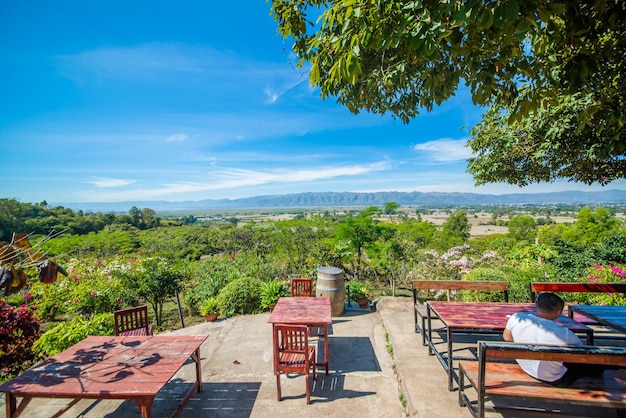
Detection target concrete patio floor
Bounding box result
[4,297,624,417]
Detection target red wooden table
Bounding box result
[0,335,207,418]
[268,297,332,374]
[426,301,593,390]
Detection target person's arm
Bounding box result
[503,327,513,341]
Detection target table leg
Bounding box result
[5,393,15,418]
[192,347,203,392]
[447,327,453,391]
[427,304,433,356]
[135,396,154,418]
[324,324,329,375]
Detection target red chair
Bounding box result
[291,278,313,298]
[114,305,153,336]
[273,324,316,404]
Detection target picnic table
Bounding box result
[268,297,332,374]
[426,301,593,390]
[569,304,626,334]
[0,335,207,418]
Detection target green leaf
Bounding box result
[514,17,530,35]
[476,7,493,29]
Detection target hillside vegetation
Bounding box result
[1,198,626,382]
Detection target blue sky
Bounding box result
[2,1,625,204]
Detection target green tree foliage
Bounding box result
[383,202,399,215]
[507,215,537,242]
[467,93,626,186]
[435,210,470,249]
[269,0,626,184]
[393,218,436,247]
[273,218,320,273]
[562,206,620,244]
[114,257,187,327]
[336,206,394,276]
[0,199,164,242]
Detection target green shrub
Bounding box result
[216,277,263,317]
[182,260,233,314]
[460,264,557,303]
[33,313,114,357]
[459,268,509,302]
[259,279,288,310]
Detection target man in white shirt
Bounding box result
[504,292,604,386]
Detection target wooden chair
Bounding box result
[291,278,313,298]
[273,324,316,404]
[114,305,153,336]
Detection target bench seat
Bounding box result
[460,361,626,406]
[458,341,626,418]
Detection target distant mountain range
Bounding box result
[55,189,626,213]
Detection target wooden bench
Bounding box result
[114,305,153,336]
[530,282,626,326]
[458,341,626,418]
[413,280,509,346]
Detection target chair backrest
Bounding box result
[530,282,626,302]
[413,279,509,302]
[273,324,310,372]
[291,278,313,297]
[114,305,153,336]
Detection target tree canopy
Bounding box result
[269,0,626,185]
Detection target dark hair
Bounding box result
[537,292,565,313]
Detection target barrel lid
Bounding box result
[317,266,343,274]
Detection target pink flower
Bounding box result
[611,267,625,277]
[593,264,603,270]
[91,291,99,297]
[588,276,599,281]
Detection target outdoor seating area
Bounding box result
[458,342,626,418]
[416,288,626,417]
[1,293,626,417]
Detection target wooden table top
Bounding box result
[570,305,626,334]
[268,297,332,326]
[0,335,207,398]
[427,301,592,333]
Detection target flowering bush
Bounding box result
[28,257,134,319]
[411,245,504,301]
[583,264,626,306]
[0,300,40,381]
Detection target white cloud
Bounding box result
[413,138,472,161]
[78,162,393,201]
[86,177,136,188]
[166,134,188,142]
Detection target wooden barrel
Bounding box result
[316,266,345,317]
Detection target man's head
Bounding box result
[536,292,565,319]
